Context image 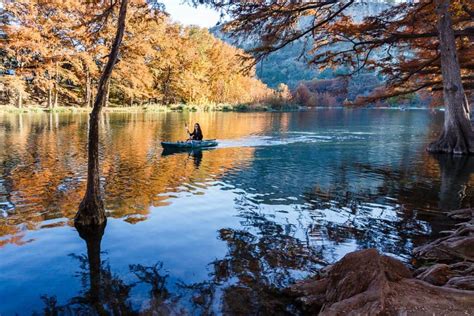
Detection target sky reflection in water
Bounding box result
[1,109,474,314]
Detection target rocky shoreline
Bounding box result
[288,208,474,315]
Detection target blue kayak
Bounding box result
[161,139,218,149]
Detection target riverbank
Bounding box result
[288,208,474,314]
[0,102,304,114]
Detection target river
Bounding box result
[1,108,473,314]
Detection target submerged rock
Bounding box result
[289,249,474,315]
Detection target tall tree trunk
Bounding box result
[103,80,110,108]
[53,83,58,108]
[91,87,95,109]
[75,0,128,226]
[48,87,52,109]
[163,66,172,104]
[85,68,91,108]
[427,0,474,154]
[54,61,59,108]
[17,91,23,109]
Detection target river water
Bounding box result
[1,109,473,315]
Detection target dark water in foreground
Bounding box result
[1,109,474,315]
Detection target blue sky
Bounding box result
[160,1,221,28]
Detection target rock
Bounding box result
[416,264,452,286]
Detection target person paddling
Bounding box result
[186,123,203,141]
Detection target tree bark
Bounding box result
[427,0,474,154]
[75,0,128,226]
[17,91,23,109]
[103,80,110,108]
[54,61,59,108]
[53,83,58,108]
[47,87,52,109]
[91,87,95,109]
[163,66,172,104]
[85,67,91,108]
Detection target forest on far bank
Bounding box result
[0,1,288,110]
[211,0,453,109]
[2,0,471,111]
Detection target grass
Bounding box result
[0,102,303,114]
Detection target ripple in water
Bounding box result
[0,109,473,314]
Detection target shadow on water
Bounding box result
[161,148,204,169]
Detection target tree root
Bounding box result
[288,249,474,315]
[447,208,474,220]
[75,197,106,226]
[427,126,474,155]
[288,208,474,314]
[413,208,474,290]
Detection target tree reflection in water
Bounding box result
[4,110,474,314]
[435,154,474,210]
[176,200,325,315]
[300,154,474,261]
[34,154,474,314]
[129,262,187,315]
[40,223,137,315]
[37,200,325,315]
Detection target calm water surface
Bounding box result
[1,109,474,315]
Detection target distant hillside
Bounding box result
[211,1,394,91]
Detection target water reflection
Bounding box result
[435,154,474,210]
[39,223,136,315]
[0,112,259,243]
[37,209,320,314]
[2,109,474,314]
[161,148,206,170]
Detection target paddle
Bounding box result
[185,123,190,142]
